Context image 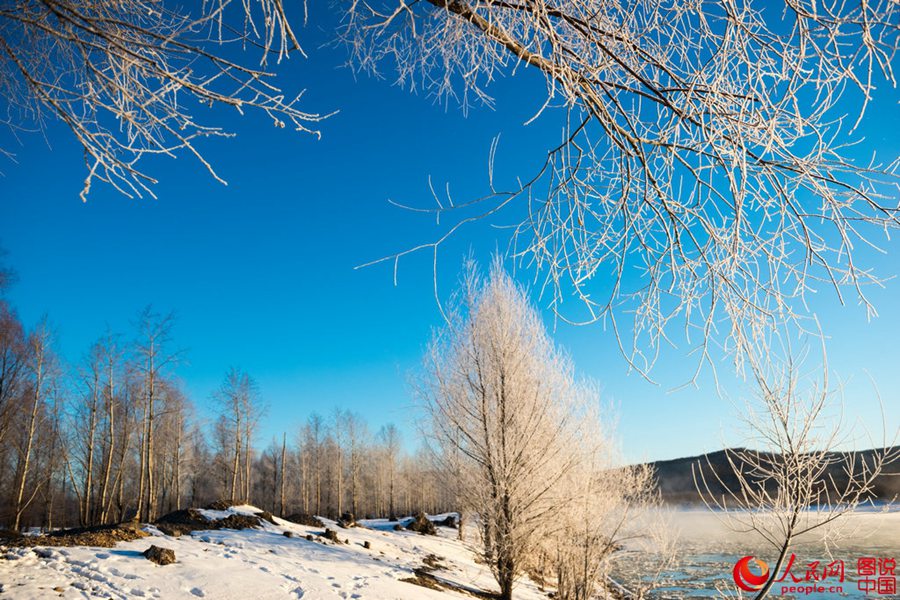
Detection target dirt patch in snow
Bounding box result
[400,553,502,599]
[401,568,499,599]
[421,554,445,571]
[400,570,446,592]
[254,510,277,525]
[283,513,324,527]
[155,509,261,536]
[0,523,148,548]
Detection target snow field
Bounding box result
[0,506,548,600]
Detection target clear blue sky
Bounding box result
[1,7,898,462]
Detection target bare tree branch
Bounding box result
[1,0,332,200]
[345,0,900,380]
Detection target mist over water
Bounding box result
[613,508,900,599]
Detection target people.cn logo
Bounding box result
[733,556,770,592]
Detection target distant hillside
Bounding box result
[645,447,900,505]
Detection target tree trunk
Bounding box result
[145,372,156,522]
[83,383,98,525]
[173,423,182,511]
[279,433,286,517]
[230,414,241,504]
[98,361,115,524]
[314,449,320,515]
[243,425,252,503]
[136,405,146,521]
[388,462,395,519]
[336,450,343,516]
[13,340,43,531]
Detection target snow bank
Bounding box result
[0,507,548,599]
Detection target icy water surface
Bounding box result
[612,509,900,599]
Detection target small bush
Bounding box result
[405,512,436,535]
[337,512,356,528]
[437,515,457,529]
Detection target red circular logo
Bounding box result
[733,556,769,592]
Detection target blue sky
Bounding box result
[1,7,898,462]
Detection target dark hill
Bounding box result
[644,447,900,505]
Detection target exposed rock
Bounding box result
[283,531,294,538]
[204,500,231,510]
[392,524,404,531]
[363,541,371,550]
[143,545,176,566]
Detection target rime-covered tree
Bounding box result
[420,261,647,599]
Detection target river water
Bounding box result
[611,508,900,599]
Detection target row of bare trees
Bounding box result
[252,417,447,520]
[209,386,449,520]
[0,284,449,530]
[0,299,202,530]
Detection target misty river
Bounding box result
[612,508,900,599]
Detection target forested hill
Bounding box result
[646,447,900,505]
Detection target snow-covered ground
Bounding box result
[0,506,548,599]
